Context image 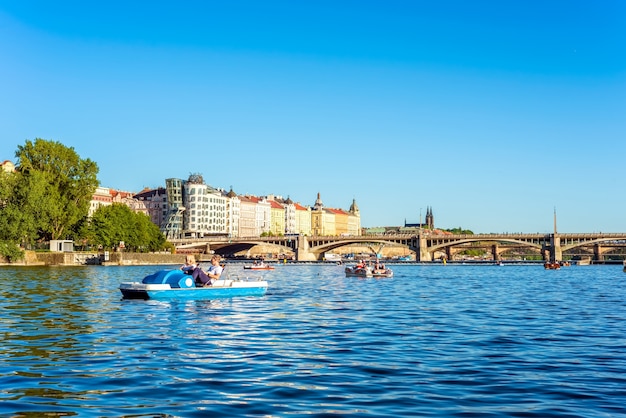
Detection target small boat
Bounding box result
[119,269,268,300]
[372,266,393,278]
[243,262,275,270]
[576,257,591,266]
[345,265,373,278]
[544,262,561,270]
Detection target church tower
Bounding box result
[313,192,324,211]
[425,207,434,229]
[349,198,359,216]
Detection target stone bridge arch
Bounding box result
[172,233,626,263]
[428,238,544,262]
[306,239,413,261]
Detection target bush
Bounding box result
[0,241,25,262]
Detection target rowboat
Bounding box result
[119,269,268,300]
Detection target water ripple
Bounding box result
[1,264,625,416]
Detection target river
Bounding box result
[1,263,625,417]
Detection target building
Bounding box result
[238,195,258,238]
[268,199,285,236]
[89,187,113,217]
[294,202,312,235]
[103,173,361,240]
[162,178,185,239]
[1,160,15,173]
[404,206,434,230]
[310,192,361,236]
[225,188,240,238]
[133,187,168,227]
[245,195,271,236]
[161,175,229,239]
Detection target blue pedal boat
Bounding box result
[119,269,268,300]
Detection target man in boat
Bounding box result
[191,255,224,286]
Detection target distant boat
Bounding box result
[576,257,591,266]
[243,261,275,270]
[345,264,373,278]
[324,253,342,262]
[544,262,561,270]
[371,264,393,278]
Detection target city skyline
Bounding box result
[1,1,624,233]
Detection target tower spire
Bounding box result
[553,207,557,234]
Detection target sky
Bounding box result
[1,1,625,233]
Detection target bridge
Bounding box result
[170,232,626,262]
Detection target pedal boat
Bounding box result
[119,269,268,300]
[345,265,373,278]
[371,267,394,278]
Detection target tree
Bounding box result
[0,170,26,260]
[15,139,99,241]
[85,204,166,252]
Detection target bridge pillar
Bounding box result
[205,243,211,254]
[295,236,316,262]
[550,234,562,262]
[492,244,499,261]
[594,244,602,262]
[416,234,432,262]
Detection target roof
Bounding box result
[269,200,284,209]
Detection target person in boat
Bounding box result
[191,255,224,286]
[180,255,198,274]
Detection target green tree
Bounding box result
[15,139,99,241]
[0,170,26,260]
[85,204,165,252]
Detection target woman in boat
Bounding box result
[192,255,224,286]
[180,255,198,274]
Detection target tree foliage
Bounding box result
[446,227,474,235]
[15,138,99,241]
[84,204,166,252]
[1,138,171,256]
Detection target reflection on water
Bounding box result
[1,264,625,416]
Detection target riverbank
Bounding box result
[0,251,186,266]
[1,251,622,266]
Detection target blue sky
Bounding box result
[1,1,625,233]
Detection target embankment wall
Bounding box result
[0,251,185,266]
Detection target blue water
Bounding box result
[1,263,625,417]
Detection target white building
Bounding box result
[182,176,228,238]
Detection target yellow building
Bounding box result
[310,193,360,236]
[294,202,312,235]
[269,200,285,235]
